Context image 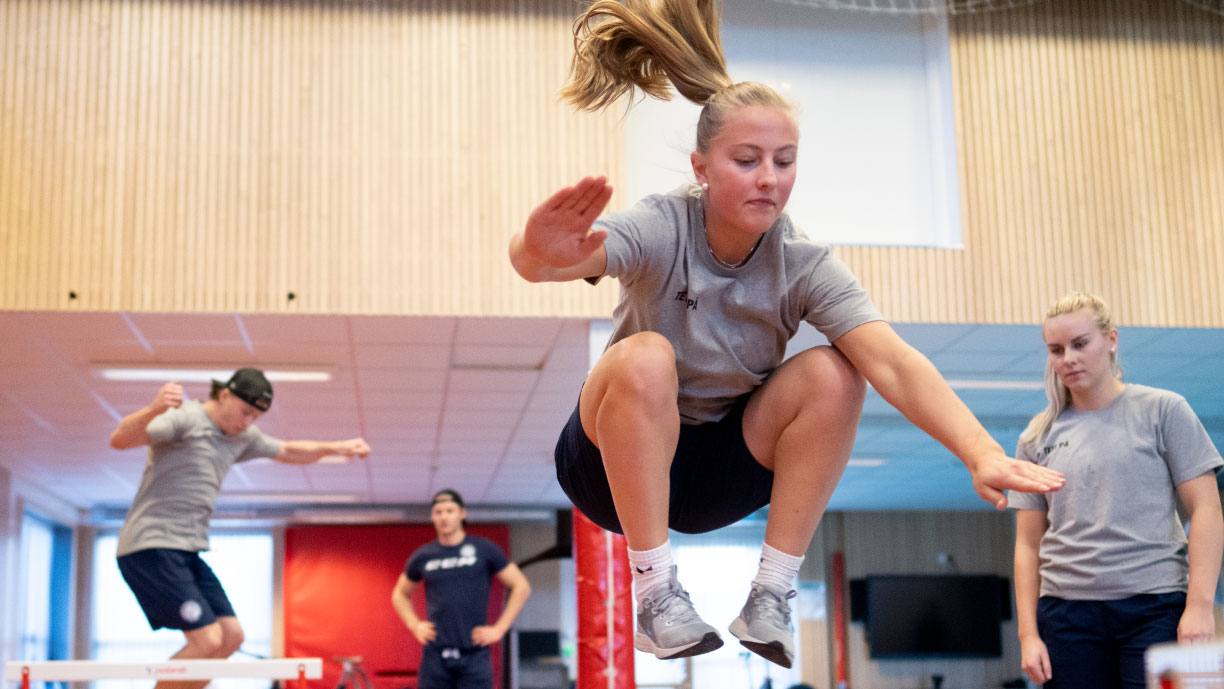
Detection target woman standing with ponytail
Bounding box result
[510,0,1063,668]
[1011,292,1223,688]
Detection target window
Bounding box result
[19,510,72,689]
[92,533,274,689]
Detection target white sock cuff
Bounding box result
[627,540,671,560]
[762,542,805,567]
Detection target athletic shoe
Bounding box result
[634,566,723,660]
[729,584,797,668]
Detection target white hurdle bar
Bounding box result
[6,659,323,689]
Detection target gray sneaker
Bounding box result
[729,585,797,668]
[634,566,723,660]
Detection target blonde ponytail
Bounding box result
[561,0,793,154]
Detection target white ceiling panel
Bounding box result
[355,344,451,369]
[456,318,562,345]
[0,313,1219,519]
[452,345,548,369]
[349,316,457,344]
[239,314,352,344]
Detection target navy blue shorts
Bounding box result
[555,392,774,535]
[417,646,491,689]
[1036,592,1184,689]
[117,548,235,631]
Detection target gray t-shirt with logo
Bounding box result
[1009,384,1222,599]
[591,189,884,424]
[117,399,282,556]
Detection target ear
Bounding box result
[1108,327,1119,351]
[691,151,707,187]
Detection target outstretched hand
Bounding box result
[333,437,371,459]
[971,453,1065,510]
[522,176,612,268]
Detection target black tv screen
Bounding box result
[864,574,1005,659]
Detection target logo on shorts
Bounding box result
[180,600,202,624]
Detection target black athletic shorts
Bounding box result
[555,391,774,535]
[117,548,235,631]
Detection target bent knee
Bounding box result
[220,630,245,657]
[596,332,678,396]
[791,346,866,402]
[184,625,226,656]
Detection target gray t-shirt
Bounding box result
[1009,384,1223,599]
[591,189,883,423]
[116,399,282,556]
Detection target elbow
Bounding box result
[109,434,128,451]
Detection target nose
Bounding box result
[757,162,777,190]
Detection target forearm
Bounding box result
[869,347,1003,470]
[110,405,164,449]
[391,593,423,628]
[1014,543,1043,639]
[277,440,341,465]
[491,582,532,633]
[1186,502,1224,608]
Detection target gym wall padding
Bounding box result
[284,524,510,689]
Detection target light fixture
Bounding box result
[847,458,888,467]
[945,379,1043,391]
[215,492,359,505]
[92,364,333,383]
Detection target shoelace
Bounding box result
[750,588,797,627]
[647,585,702,623]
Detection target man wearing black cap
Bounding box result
[109,368,370,689]
[391,489,532,689]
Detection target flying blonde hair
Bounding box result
[1018,291,1123,447]
[561,0,792,153]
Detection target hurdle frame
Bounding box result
[6,658,322,689]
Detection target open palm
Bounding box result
[523,176,613,268]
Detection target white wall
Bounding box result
[624,0,961,248]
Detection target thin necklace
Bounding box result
[708,236,762,269]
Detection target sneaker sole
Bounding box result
[729,618,793,669]
[634,630,724,660]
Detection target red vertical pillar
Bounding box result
[833,551,849,689]
[574,509,635,689]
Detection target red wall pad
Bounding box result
[574,510,634,689]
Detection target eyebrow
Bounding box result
[729,144,798,153]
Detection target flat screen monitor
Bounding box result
[865,574,1004,659]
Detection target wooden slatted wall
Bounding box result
[2,0,1221,326]
[840,0,1224,326]
[0,0,623,315]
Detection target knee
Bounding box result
[219,627,245,657]
[599,332,678,401]
[793,346,866,408]
[185,625,226,657]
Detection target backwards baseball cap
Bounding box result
[432,489,465,508]
[215,368,273,412]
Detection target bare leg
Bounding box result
[743,346,866,555]
[153,616,245,689]
[579,332,680,550]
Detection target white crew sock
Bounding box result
[752,542,804,595]
[627,540,674,603]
